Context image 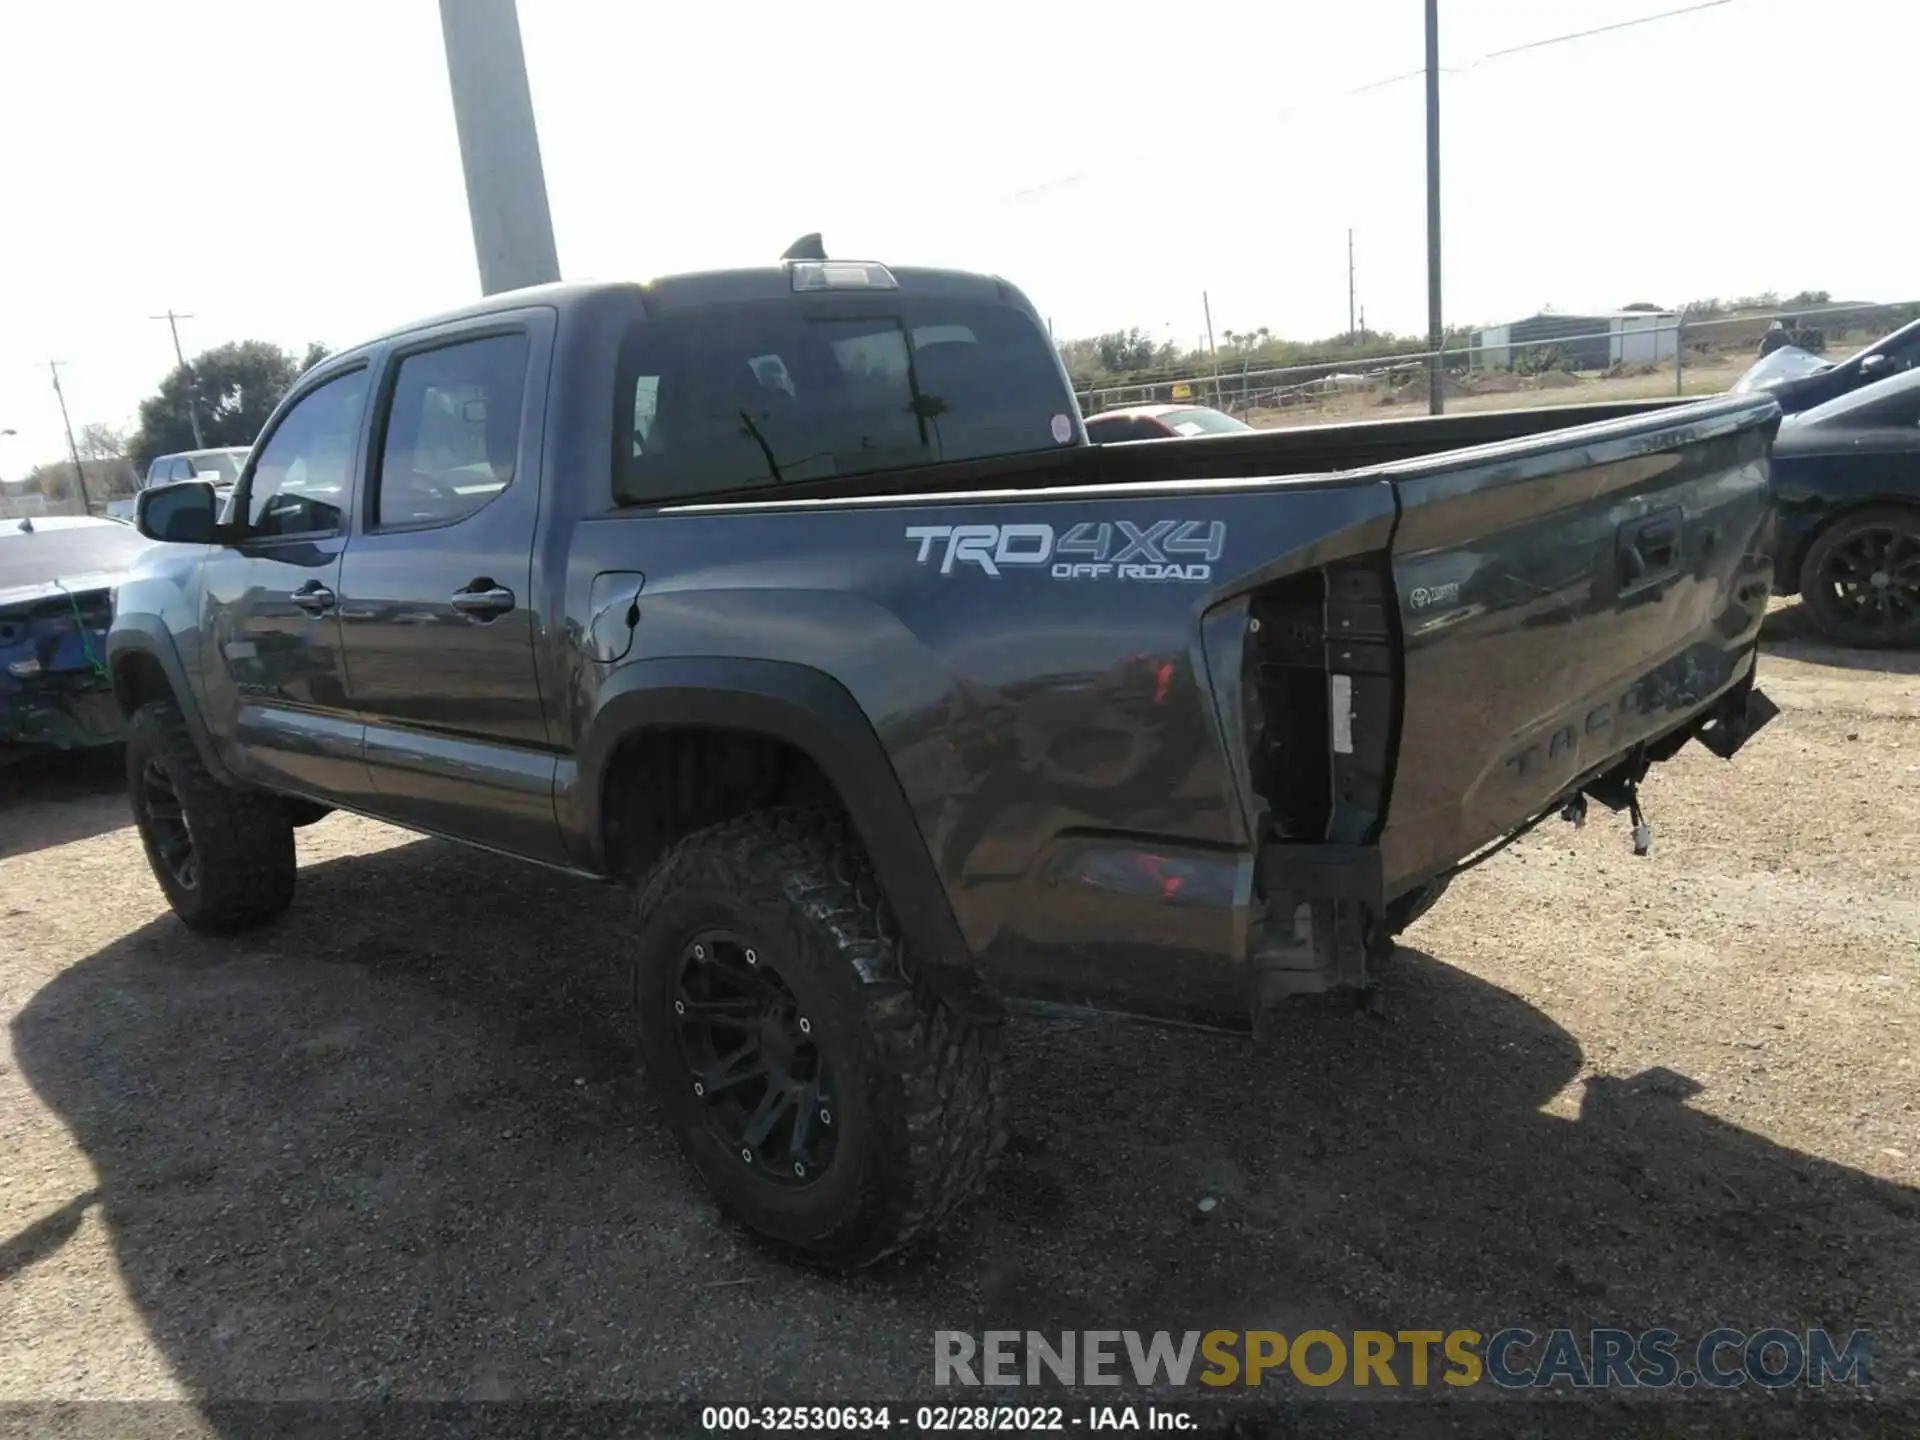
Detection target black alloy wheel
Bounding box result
[1801,508,1920,649]
[674,929,838,1185]
[140,756,197,890]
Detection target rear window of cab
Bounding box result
[612,298,1074,505]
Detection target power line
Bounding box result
[1004,0,1741,204]
[1334,1,1737,99]
[1482,0,1735,60]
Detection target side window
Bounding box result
[373,332,530,529]
[244,368,369,540]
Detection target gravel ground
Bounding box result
[0,603,1915,1430]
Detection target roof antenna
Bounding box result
[16,516,33,533]
[781,233,827,262]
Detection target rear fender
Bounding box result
[561,656,981,995]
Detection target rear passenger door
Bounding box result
[335,311,564,862]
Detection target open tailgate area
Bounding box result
[1375,392,1782,896]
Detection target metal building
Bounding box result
[1475,311,1677,372]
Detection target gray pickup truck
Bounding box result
[108,245,1781,1268]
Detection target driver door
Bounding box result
[197,363,375,804]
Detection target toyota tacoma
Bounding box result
[108,241,1781,1268]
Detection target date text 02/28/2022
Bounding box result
[700,1404,1192,1431]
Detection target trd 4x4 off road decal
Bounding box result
[903,520,1225,582]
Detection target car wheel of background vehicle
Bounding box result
[1797,507,1920,649]
[126,700,297,934]
[630,807,1008,1271]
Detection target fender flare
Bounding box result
[570,656,979,984]
[104,619,239,786]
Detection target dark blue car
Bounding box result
[1766,368,1920,648]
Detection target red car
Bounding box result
[1083,403,1253,442]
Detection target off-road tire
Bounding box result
[1797,507,1920,650]
[631,807,1008,1270]
[126,700,297,934]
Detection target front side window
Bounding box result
[613,298,1070,504]
[244,368,368,539]
[373,332,530,528]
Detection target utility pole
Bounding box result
[1202,291,1220,407]
[150,309,207,449]
[1424,0,1445,415]
[49,362,93,516]
[438,0,561,296]
[1348,228,1356,338]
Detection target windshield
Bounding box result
[1731,346,1833,393]
[1160,407,1253,436]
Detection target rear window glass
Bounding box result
[613,299,1071,504]
[188,452,246,483]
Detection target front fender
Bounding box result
[558,655,975,980]
[105,614,235,786]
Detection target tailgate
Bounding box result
[1376,393,1781,894]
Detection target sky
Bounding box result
[1,0,1911,474]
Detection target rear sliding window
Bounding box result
[613,298,1072,505]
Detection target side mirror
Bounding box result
[135,479,219,544]
[1859,353,1891,378]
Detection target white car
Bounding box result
[106,446,251,522]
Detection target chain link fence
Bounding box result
[1074,299,1920,425]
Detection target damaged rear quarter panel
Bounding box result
[564,477,1394,1021]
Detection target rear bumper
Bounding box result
[1248,673,1776,1018]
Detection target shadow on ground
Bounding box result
[10,835,1917,1413]
[0,745,129,859]
[1760,601,1920,674]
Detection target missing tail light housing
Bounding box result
[1242,558,1399,847]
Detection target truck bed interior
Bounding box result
[664,396,1719,509]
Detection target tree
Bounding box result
[129,340,316,471]
[15,453,136,508]
[77,422,128,461]
[1092,328,1170,375]
[300,341,333,374]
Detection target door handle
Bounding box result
[290,581,336,616]
[1617,508,1684,593]
[450,581,516,621]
